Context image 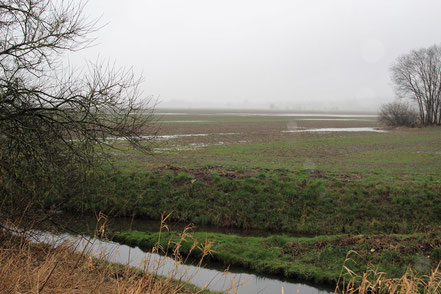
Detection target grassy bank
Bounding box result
[0,232,215,294]
[112,230,441,286]
[47,166,441,235]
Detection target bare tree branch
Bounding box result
[0,0,156,223]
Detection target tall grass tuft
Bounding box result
[335,251,441,293]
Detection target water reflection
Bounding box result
[282,127,386,133]
[34,231,333,294]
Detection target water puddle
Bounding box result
[32,231,333,294]
[282,127,386,133]
[161,120,209,123]
[154,112,192,115]
[105,134,209,141]
[296,118,374,121]
[107,133,240,142]
[149,134,209,140]
[213,113,377,118]
[154,141,230,153]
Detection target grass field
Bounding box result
[113,109,441,179]
[54,109,441,235]
[45,109,441,287]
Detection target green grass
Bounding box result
[112,127,441,178]
[111,230,441,285]
[196,129,440,174]
[48,166,441,235]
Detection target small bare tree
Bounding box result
[0,0,154,223]
[390,44,441,125]
[378,101,419,127]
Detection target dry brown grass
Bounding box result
[0,237,213,294]
[335,251,441,294]
[0,214,224,294]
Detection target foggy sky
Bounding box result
[71,0,441,111]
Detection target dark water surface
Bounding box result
[34,230,333,294]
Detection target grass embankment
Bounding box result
[112,230,441,286]
[48,167,441,235]
[0,233,214,294]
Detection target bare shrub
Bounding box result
[378,101,419,127]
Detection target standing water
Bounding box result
[34,231,333,294]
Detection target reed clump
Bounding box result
[336,251,441,294]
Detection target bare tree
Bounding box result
[390,44,441,125]
[0,0,154,222]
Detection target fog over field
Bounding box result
[72,1,441,111]
[3,1,441,292]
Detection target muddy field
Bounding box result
[110,109,441,178]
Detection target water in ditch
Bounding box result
[33,229,333,294]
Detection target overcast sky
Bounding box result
[72,0,441,111]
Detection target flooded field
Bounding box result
[149,109,379,150]
[282,127,386,133]
[109,109,440,176]
[154,110,378,137]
